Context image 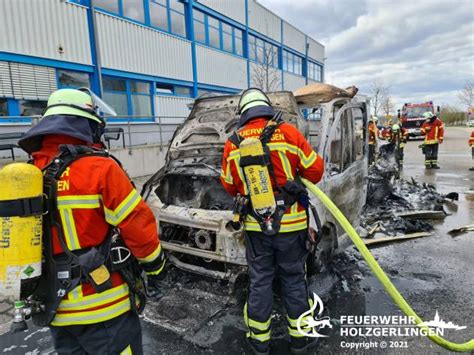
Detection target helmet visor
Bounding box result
[78,87,117,118]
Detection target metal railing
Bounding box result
[0,115,188,155]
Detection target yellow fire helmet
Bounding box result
[43,88,116,125]
[238,88,272,114]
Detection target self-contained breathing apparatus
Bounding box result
[0,145,146,332]
[229,111,309,236]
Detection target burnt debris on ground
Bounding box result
[363,147,458,237]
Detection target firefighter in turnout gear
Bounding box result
[220,88,324,354]
[389,124,408,166]
[17,88,165,355]
[469,130,474,171]
[368,116,378,164]
[421,112,444,169]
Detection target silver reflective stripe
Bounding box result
[105,190,141,226]
[57,195,101,209]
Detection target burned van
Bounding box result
[142,86,368,282]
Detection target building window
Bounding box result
[103,76,152,121]
[156,83,192,97]
[249,35,279,68]
[149,0,186,37]
[308,61,322,82]
[122,0,144,22]
[193,10,206,43]
[94,0,119,14]
[58,70,90,88]
[0,99,7,116]
[19,100,47,117]
[283,50,303,75]
[194,11,244,57]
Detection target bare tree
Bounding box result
[382,96,394,116]
[458,80,474,109]
[370,79,390,117]
[251,45,281,92]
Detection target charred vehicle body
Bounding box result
[142,86,368,283]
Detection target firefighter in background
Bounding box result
[368,116,378,164]
[388,124,408,166]
[220,88,324,354]
[421,112,444,169]
[17,88,165,354]
[469,130,474,171]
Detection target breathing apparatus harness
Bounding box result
[31,144,146,327]
[229,111,308,236]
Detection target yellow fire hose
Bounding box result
[301,178,474,352]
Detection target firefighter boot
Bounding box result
[290,337,319,354]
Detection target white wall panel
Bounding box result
[283,23,306,53]
[283,72,306,92]
[196,45,247,89]
[0,0,91,65]
[249,62,283,91]
[97,12,193,82]
[307,38,325,63]
[197,0,245,24]
[248,1,281,42]
[155,95,193,124]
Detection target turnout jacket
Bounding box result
[469,131,474,147]
[220,118,324,233]
[368,122,378,145]
[32,135,163,326]
[421,118,444,144]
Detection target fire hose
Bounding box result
[301,178,474,352]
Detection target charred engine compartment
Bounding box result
[156,173,233,210]
[161,222,217,252]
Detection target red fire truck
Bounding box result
[399,101,436,139]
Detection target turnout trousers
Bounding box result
[368,144,376,164]
[244,230,312,351]
[424,143,439,167]
[49,311,143,355]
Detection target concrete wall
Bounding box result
[112,144,167,178]
[96,12,193,82]
[0,0,91,65]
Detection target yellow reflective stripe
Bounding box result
[59,208,81,250]
[104,189,141,226]
[137,244,162,263]
[70,285,83,301]
[58,284,129,311]
[249,318,272,331]
[51,297,131,326]
[244,221,307,233]
[300,151,317,169]
[146,260,166,276]
[278,151,293,180]
[220,163,233,184]
[120,345,132,355]
[246,210,306,224]
[291,202,298,215]
[248,330,271,342]
[288,327,306,337]
[57,195,101,209]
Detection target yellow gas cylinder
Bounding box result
[239,137,276,217]
[0,163,43,300]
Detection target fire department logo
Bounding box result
[297,292,332,337]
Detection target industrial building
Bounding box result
[0,0,324,147]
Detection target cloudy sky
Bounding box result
[260,0,474,112]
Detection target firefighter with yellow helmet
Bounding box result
[1,88,165,354]
[220,88,324,354]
